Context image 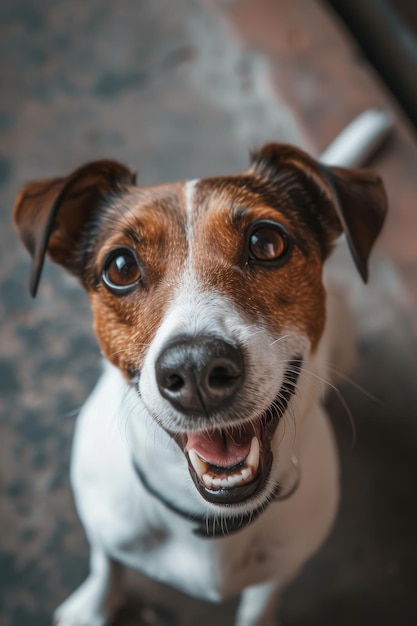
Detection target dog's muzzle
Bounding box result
[153,334,302,507]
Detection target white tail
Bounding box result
[320,109,393,168]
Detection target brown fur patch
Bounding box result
[86,183,188,377]
[190,177,327,351]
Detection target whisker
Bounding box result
[269,334,291,347]
[297,367,357,447]
[107,343,151,360]
[263,358,357,447]
[326,364,382,404]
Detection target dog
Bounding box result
[13,126,387,625]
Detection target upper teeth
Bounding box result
[188,436,260,491]
[188,449,209,477]
[246,436,260,473]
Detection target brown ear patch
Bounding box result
[322,165,387,282]
[13,160,136,296]
[13,177,65,257]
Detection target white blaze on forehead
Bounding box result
[185,178,199,212]
[181,178,203,302]
[184,178,199,255]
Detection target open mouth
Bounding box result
[175,357,302,506]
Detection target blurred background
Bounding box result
[1,1,416,625]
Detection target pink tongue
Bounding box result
[186,425,254,468]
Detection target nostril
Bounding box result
[166,373,185,392]
[208,365,240,389]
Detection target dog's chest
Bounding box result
[111,509,281,601]
[72,400,282,601]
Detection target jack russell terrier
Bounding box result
[13,111,389,626]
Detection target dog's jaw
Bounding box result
[175,356,302,506]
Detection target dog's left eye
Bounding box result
[247,220,291,265]
[102,249,142,293]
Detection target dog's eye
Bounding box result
[102,249,142,293]
[247,221,291,265]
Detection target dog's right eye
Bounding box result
[102,248,142,294]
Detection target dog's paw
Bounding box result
[53,577,113,626]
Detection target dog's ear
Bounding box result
[250,144,387,282]
[13,160,136,296]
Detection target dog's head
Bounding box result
[13,144,386,512]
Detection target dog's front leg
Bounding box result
[235,580,282,626]
[53,543,123,626]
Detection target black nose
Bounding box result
[155,336,245,416]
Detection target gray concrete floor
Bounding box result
[1,1,416,625]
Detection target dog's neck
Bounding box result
[132,453,301,538]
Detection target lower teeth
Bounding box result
[202,466,253,490]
